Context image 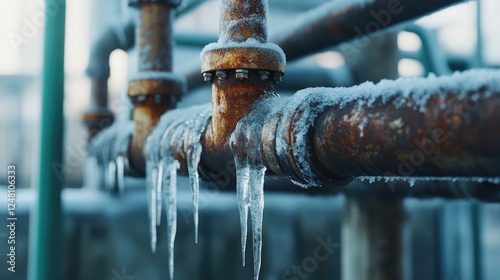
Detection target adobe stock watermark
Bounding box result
[8,0,72,53]
[282,235,340,280]
[383,96,480,191]
[111,267,136,280]
[341,0,409,61]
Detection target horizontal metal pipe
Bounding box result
[273,0,463,61]
[163,69,500,187]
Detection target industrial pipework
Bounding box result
[128,0,186,174]
[184,0,463,91]
[199,0,286,174]
[86,0,500,280]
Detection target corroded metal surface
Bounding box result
[128,77,184,96]
[137,3,174,72]
[313,90,500,178]
[219,0,267,43]
[170,71,500,187]
[200,0,286,175]
[201,47,285,73]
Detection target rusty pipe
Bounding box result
[162,69,500,187]
[128,0,185,174]
[200,0,286,172]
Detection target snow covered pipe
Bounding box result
[161,69,500,187]
[83,19,135,140]
[128,0,186,174]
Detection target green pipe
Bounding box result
[29,0,66,279]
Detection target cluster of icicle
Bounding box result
[145,104,211,280]
[230,92,280,280]
[86,121,134,193]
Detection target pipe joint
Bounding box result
[128,71,185,104]
[201,45,286,74]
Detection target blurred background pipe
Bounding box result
[83,19,135,140]
[273,0,464,62]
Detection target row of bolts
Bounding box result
[202,69,283,83]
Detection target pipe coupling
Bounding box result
[128,71,186,105]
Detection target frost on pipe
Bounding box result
[231,93,278,280]
[86,121,134,192]
[284,69,500,183]
[359,176,500,187]
[145,104,211,279]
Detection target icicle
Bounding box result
[235,155,250,266]
[116,156,125,193]
[186,105,212,244]
[156,162,164,226]
[231,94,275,280]
[164,159,180,280]
[249,166,266,280]
[146,158,158,253]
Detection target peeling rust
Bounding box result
[137,3,173,72]
[312,88,500,179]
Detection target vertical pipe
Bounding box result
[219,0,267,43]
[128,1,185,173]
[137,3,174,72]
[472,202,483,280]
[29,0,66,279]
[342,196,405,280]
[200,0,285,172]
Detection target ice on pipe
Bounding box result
[231,93,277,280]
[186,106,212,243]
[86,121,133,192]
[144,104,212,279]
[275,69,500,188]
[359,176,500,187]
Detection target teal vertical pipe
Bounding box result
[472,202,483,280]
[29,0,66,279]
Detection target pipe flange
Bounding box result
[201,45,286,74]
[129,0,181,8]
[128,71,186,97]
